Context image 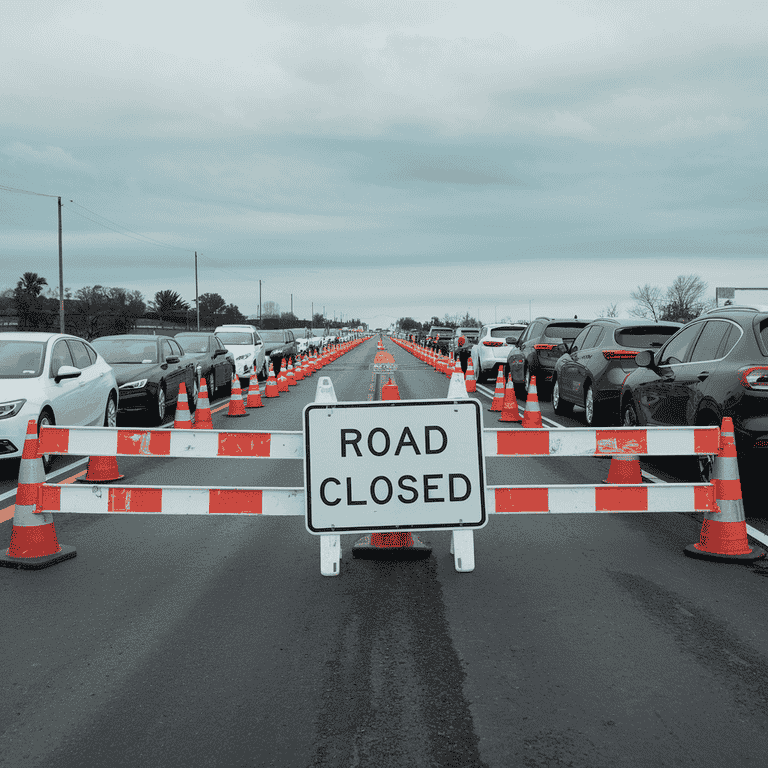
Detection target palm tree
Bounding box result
[16,272,48,297]
[151,290,190,322]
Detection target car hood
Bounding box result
[108,363,161,385]
[0,376,44,402]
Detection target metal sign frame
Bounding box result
[303,398,486,535]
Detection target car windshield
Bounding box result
[0,340,46,378]
[215,332,254,345]
[544,323,587,341]
[258,331,285,342]
[614,327,680,348]
[176,335,209,353]
[91,339,157,364]
[490,327,522,340]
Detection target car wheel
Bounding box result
[513,367,527,400]
[584,384,604,427]
[37,410,55,474]
[622,398,641,427]
[154,384,167,426]
[552,377,573,416]
[260,360,268,380]
[104,394,117,427]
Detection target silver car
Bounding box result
[470,323,527,383]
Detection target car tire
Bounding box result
[37,410,55,474]
[260,360,268,381]
[514,367,527,400]
[622,398,641,427]
[552,377,573,416]
[104,394,117,428]
[584,384,604,427]
[154,384,167,426]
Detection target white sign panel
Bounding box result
[303,399,486,534]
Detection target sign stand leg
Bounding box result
[320,534,341,576]
[450,530,475,572]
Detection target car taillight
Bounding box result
[483,340,503,347]
[739,367,768,390]
[603,350,640,360]
[534,344,556,350]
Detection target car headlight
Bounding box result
[120,379,148,390]
[236,354,250,361]
[0,399,26,419]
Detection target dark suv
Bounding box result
[552,319,681,426]
[620,307,768,480]
[507,317,591,398]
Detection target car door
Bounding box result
[684,320,735,421]
[558,325,594,404]
[160,339,184,403]
[571,325,606,406]
[66,339,106,425]
[44,340,82,425]
[634,322,704,425]
[213,336,230,382]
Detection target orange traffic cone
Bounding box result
[173,381,193,429]
[245,373,264,408]
[278,359,289,392]
[294,357,304,381]
[227,373,248,417]
[265,362,279,398]
[446,352,454,379]
[287,360,297,386]
[381,377,400,400]
[194,377,214,428]
[685,417,766,562]
[0,420,77,569]
[521,375,543,429]
[499,374,522,422]
[603,454,642,484]
[464,357,477,392]
[489,368,506,411]
[77,454,124,483]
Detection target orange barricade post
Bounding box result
[685,417,766,562]
[0,420,77,570]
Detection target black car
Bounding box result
[258,329,299,368]
[553,319,682,426]
[175,332,235,398]
[91,335,197,425]
[507,317,591,398]
[620,307,768,480]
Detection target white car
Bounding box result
[213,324,267,384]
[0,332,119,473]
[471,323,528,383]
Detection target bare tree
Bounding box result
[629,284,664,321]
[661,274,709,322]
[601,303,619,318]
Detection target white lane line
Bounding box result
[0,418,176,504]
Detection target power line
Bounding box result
[0,183,58,198]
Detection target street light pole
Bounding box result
[259,280,262,323]
[195,251,199,331]
[58,197,64,333]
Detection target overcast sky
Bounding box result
[1,0,767,329]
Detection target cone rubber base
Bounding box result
[77,475,124,484]
[352,534,432,559]
[684,543,765,563]
[0,544,77,570]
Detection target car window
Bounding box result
[216,332,256,344]
[526,322,544,341]
[161,340,174,360]
[0,340,46,378]
[614,326,680,349]
[658,323,703,365]
[717,324,741,358]
[169,340,183,357]
[254,332,262,345]
[543,322,587,341]
[177,335,210,354]
[580,326,603,350]
[66,340,93,369]
[84,344,98,365]
[50,340,75,377]
[91,339,158,364]
[689,321,732,363]
[571,327,590,352]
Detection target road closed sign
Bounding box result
[303,399,486,534]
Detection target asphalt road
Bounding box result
[2,336,768,767]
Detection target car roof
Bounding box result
[587,318,682,328]
[0,331,82,342]
[93,335,166,341]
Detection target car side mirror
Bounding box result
[166,355,180,364]
[214,348,226,357]
[635,350,654,368]
[54,365,82,383]
[505,337,516,345]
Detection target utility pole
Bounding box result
[259,280,262,323]
[291,293,293,315]
[58,197,64,332]
[195,251,199,331]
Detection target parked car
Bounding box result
[91,335,197,426]
[471,323,527,383]
[175,332,236,397]
[507,317,591,398]
[450,327,480,356]
[426,326,455,355]
[213,324,266,384]
[620,307,768,481]
[0,332,120,473]
[258,329,299,369]
[552,319,682,426]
